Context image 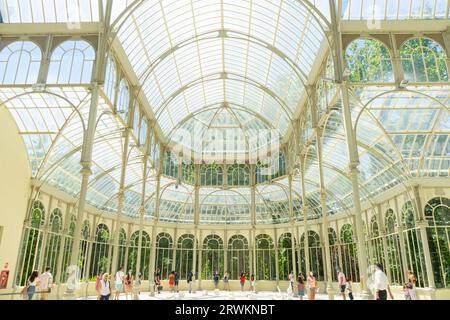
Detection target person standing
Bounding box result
[169,271,175,293]
[0,262,9,289]
[297,273,305,300]
[100,273,111,300]
[114,266,125,300]
[25,271,39,300]
[39,267,53,300]
[288,271,295,291]
[250,274,255,292]
[124,271,133,300]
[407,271,418,300]
[95,273,102,300]
[213,271,220,290]
[155,268,162,294]
[223,271,230,291]
[307,272,317,300]
[337,269,347,300]
[134,272,142,300]
[174,271,180,293]
[374,263,394,300]
[239,272,246,292]
[346,277,354,300]
[187,270,193,293]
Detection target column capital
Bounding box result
[80,166,92,176]
[417,220,430,228]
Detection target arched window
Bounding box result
[117,79,129,121]
[255,234,275,280]
[176,234,196,280]
[89,224,110,279]
[17,200,46,285]
[401,38,449,82]
[47,40,95,84]
[228,235,249,280]
[227,164,250,186]
[0,41,41,84]
[60,215,77,283]
[424,197,450,288]
[278,233,296,281]
[133,105,141,138]
[328,228,339,280]
[340,224,359,282]
[201,164,223,186]
[43,208,62,277]
[402,201,416,229]
[201,235,224,280]
[104,56,116,104]
[156,233,173,280]
[163,151,179,179]
[300,231,323,280]
[369,215,384,266]
[346,38,394,83]
[117,229,127,272]
[139,117,148,147]
[384,209,403,285]
[316,55,337,119]
[128,231,151,279]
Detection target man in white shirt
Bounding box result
[114,266,125,300]
[39,267,53,300]
[374,264,394,300]
[337,269,347,300]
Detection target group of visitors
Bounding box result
[292,271,324,300]
[95,266,143,301]
[22,267,53,300]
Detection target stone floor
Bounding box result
[79,290,359,301]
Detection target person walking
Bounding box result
[39,267,53,300]
[346,277,354,300]
[297,273,305,300]
[24,270,39,300]
[187,270,193,293]
[213,271,220,290]
[239,272,246,292]
[223,271,230,291]
[114,266,125,300]
[307,272,317,300]
[99,273,111,300]
[124,271,133,300]
[374,263,394,300]
[337,269,347,300]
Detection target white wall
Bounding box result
[0,105,31,288]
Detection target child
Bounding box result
[403,283,412,300]
[346,278,354,300]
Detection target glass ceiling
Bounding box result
[0,1,449,226]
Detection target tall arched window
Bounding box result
[61,215,77,283]
[401,38,449,82]
[47,40,95,84]
[117,79,130,121]
[89,224,110,279]
[228,235,249,280]
[369,215,385,266]
[340,224,359,282]
[139,117,148,147]
[43,208,63,277]
[255,234,275,280]
[384,209,403,285]
[201,235,224,280]
[104,56,116,104]
[0,41,41,84]
[17,200,45,286]
[79,221,91,279]
[117,229,127,272]
[128,231,151,279]
[328,228,339,280]
[425,197,450,288]
[176,234,196,280]
[278,233,296,281]
[300,231,324,280]
[155,233,173,280]
[163,151,179,179]
[346,38,394,83]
